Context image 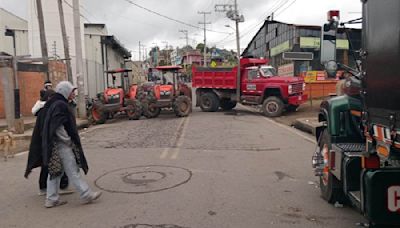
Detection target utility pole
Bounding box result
[72,0,86,118]
[139,41,142,62]
[36,0,49,80]
[58,0,73,82]
[179,29,189,73]
[215,1,244,102]
[198,11,211,67]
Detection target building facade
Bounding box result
[84,24,131,98]
[242,20,361,76]
[0,8,29,56]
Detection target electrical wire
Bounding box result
[122,0,230,34]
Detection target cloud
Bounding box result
[1,0,362,60]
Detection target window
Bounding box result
[248,70,258,80]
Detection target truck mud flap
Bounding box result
[362,169,400,226]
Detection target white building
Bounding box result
[84,23,131,98]
[27,0,85,86]
[0,8,29,56]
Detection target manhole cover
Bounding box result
[95,165,192,194]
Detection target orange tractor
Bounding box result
[90,68,142,124]
[141,66,192,118]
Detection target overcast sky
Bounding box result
[0,0,362,60]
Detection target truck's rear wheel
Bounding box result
[142,98,161,118]
[200,92,220,112]
[220,99,237,111]
[91,102,107,124]
[173,96,192,117]
[261,96,284,117]
[319,129,346,204]
[126,100,142,120]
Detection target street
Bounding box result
[0,106,365,228]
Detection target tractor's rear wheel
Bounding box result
[173,96,192,117]
[220,99,237,111]
[200,92,220,112]
[319,129,346,204]
[91,102,107,124]
[142,98,161,118]
[126,100,142,120]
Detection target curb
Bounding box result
[292,118,321,136]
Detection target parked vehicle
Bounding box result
[312,5,400,227]
[141,66,192,118]
[192,58,307,117]
[90,68,141,124]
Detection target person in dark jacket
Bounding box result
[30,89,70,196]
[26,81,101,208]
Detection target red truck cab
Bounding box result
[192,58,307,117]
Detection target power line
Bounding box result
[122,0,230,34]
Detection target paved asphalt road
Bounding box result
[0,105,366,228]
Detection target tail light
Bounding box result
[362,154,380,169]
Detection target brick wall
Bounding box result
[0,61,67,118]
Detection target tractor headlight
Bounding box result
[288,85,293,94]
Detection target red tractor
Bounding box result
[90,68,142,124]
[141,66,192,118]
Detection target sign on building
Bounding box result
[283,52,314,61]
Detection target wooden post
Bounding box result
[58,0,73,82]
[36,0,49,80]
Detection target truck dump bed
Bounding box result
[363,0,400,127]
[192,67,238,89]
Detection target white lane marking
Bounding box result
[171,116,190,159]
[240,105,316,144]
[160,147,169,159]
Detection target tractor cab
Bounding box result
[103,68,133,106]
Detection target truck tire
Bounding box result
[319,129,346,204]
[261,96,284,117]
[91,102,107,124]
[220,99,237,111]
[126,100,142,120]
[173,96,192,117]
[142,98,161,118]
[200,92,220,112]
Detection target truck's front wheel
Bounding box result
[319,129,346,204]
[200,92,220,112]
[261,96,284,117]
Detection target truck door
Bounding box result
[242,69,263,96]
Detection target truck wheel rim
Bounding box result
[322,144,329,186]
[267,101,278,113]
[202,97,211,108]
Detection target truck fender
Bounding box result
[263,87,283,102]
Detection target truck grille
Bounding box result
[291,83,303,94]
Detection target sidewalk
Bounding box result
[272,99,323,136]
[1,116,90,154]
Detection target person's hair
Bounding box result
[43,89,55,101]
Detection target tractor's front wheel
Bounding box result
[91,102,107,124]
[142,98,161,118]
[126,100,142,120]
[173,95,192,117]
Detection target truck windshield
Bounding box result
[260,68,277,77]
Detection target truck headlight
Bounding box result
[302,83,306,91]
[288,85,293,94]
